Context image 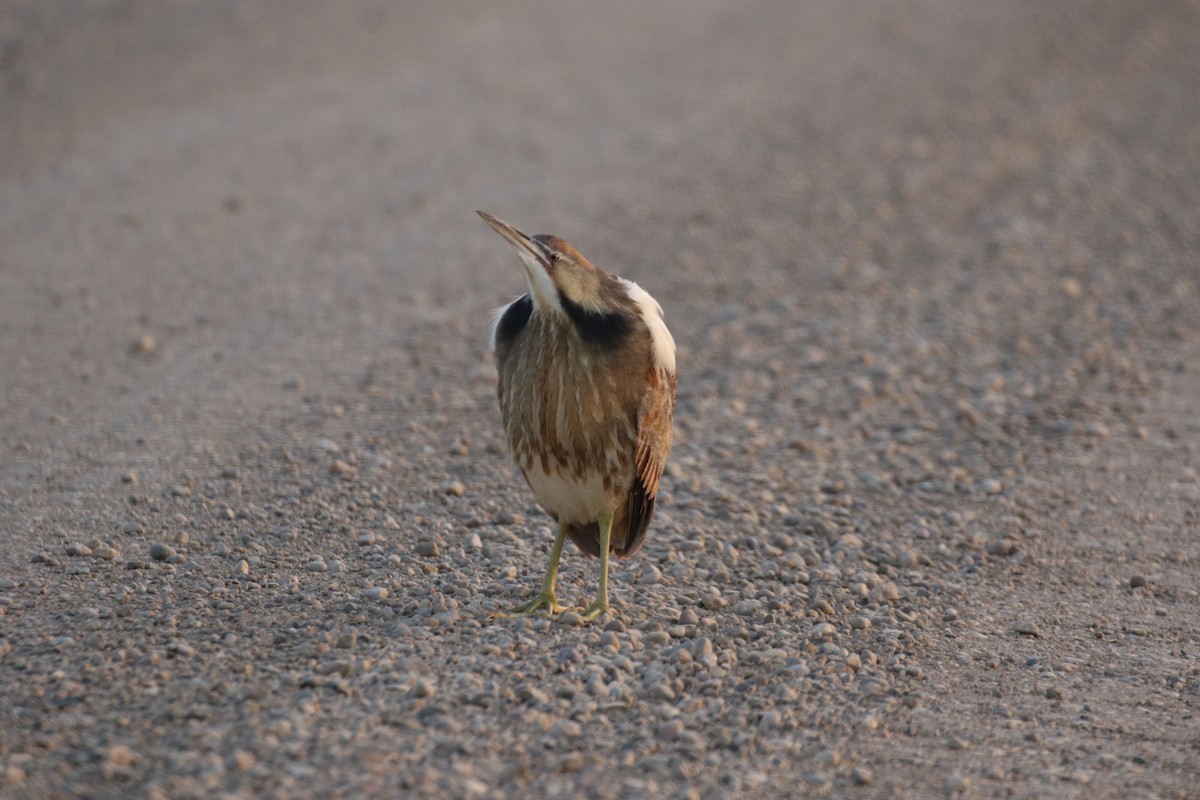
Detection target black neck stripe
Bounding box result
[559,291,633,348]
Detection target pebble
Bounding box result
[236,559,250,576]
[1129,575,1147,588]
[944,775,971,794]
[329,460,356,476]
[364,587,389,600]
[149,543,175,561]
[810,622,837,639]
[306,559,328,572]
[415,541,440,557]
[987,539,1018,556]
[555,753,585,773]
[130,334,156,356]
[65,543,92,557]
[851,766,874,786]
[444,481,465,496]
[1013,620,1041,637]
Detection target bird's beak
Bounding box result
[477,211,550,271]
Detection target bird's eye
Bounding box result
[548,253,560,263]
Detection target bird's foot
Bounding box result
[579,599,611,622]
[495,593,565,617]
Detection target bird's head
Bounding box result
[477,211,627,316]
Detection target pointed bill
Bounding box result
[477,210,561,313]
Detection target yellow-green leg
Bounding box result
[497,521,569,616]
[580,512,613,621]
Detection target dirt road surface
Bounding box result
[2,1,1198,797]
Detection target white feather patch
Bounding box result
[525,468,614,524]
[618,278,676,375]
[517,251,563,315]
[488,297,522,353]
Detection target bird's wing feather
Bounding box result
[619,368,676,557]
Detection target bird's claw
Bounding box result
[495,593,565,617]
[579,599,611,622]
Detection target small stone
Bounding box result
[415,541,440,558]
[328,559,345,574]
[66,543,92,557]
[282,374,304,390]
[1045,687,1064,700]
[410,677,436,698]
[364,587,389,600]
[356,532,378,546]
[236,559,250,576]
[220,466,241,479]
[329,460,356,476]
[647,681,676,701]
[492,511,525,526]
[979,478,1003,494]
[944,774,971,794]
[1129,575,1147,589]
[306,559,328,572]
[231,750,256,772]
[987,539,1018,556]
[315,438,340,453]
[1062,277,1083,297]
[810,622,837,639]
[556,753,585,773]
[107,744,139,767]
[848,616,871,630]
[93,546,119,561]
[444,481,465,496]
[1013,620,1040,637]
[149,543,174,561]
[851,767,874,786]
[175,531,189,546]
[170,484,192,498]
[168,641,195,657]
[130,334,156,356]
[120,472,138,484]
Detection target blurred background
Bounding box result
[3,0,1196,458]
[2,2,1199,797]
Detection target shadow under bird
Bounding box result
[477,211,677,621]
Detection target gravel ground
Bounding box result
[1,1,1198,798]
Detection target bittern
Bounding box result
[478,211,676,621]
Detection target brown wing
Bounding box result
[614,367,676,557]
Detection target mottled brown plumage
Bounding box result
[479,211,676,620]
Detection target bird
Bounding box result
[477,211,676,621]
